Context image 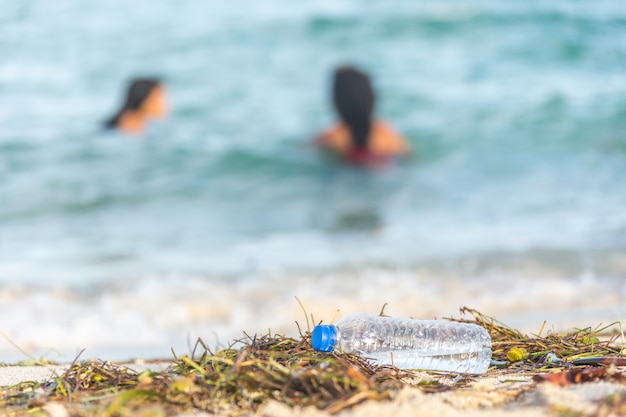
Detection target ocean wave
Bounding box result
[0,255,624,362]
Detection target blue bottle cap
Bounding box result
[312,324,338,352]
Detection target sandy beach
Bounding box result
[2,308,626,416]
[3,3,625,416]
[2,362,626,416]
[260,378,626,417]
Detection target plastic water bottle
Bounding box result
[311,313,492,374]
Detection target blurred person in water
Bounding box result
[316,66,409,167]
[104,78,168,134]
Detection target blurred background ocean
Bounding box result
[1,0,625,361]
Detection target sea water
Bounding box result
[0,0,625,362]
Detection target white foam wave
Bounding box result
[1,261,624,363]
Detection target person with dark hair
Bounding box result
[316,66,409,167]
[104,78,168,134]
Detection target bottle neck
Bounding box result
[311,324,338,352]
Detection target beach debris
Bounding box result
[542,352,565,365]
[533,367,622,387]
[451,307,624,369]
[488,359,508,368]
[0,308,625,416]
[506,347,528,363]
[312,312,491,373]
[571,357,626,367]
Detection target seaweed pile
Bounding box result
[0,308,624,416]
[457,308,624,366]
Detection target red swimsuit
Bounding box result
[343,148,390,168]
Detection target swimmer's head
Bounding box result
[105,78,167,133]
[332,66,375,150]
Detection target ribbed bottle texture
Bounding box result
[312,313,492,374]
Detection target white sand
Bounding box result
[258,372,626,417]
[0,362,171,387]
[0,365,67,386]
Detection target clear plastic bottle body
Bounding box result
[333,313,492,373]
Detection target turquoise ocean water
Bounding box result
[1,0,625,361]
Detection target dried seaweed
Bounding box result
[0,332,409,416]
[453,307,624,369]
[0,307,625,416]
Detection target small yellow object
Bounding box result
[507,347,528,362]
[171,377,197,393]
[138,370,154,386]
[582,335,600,344]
